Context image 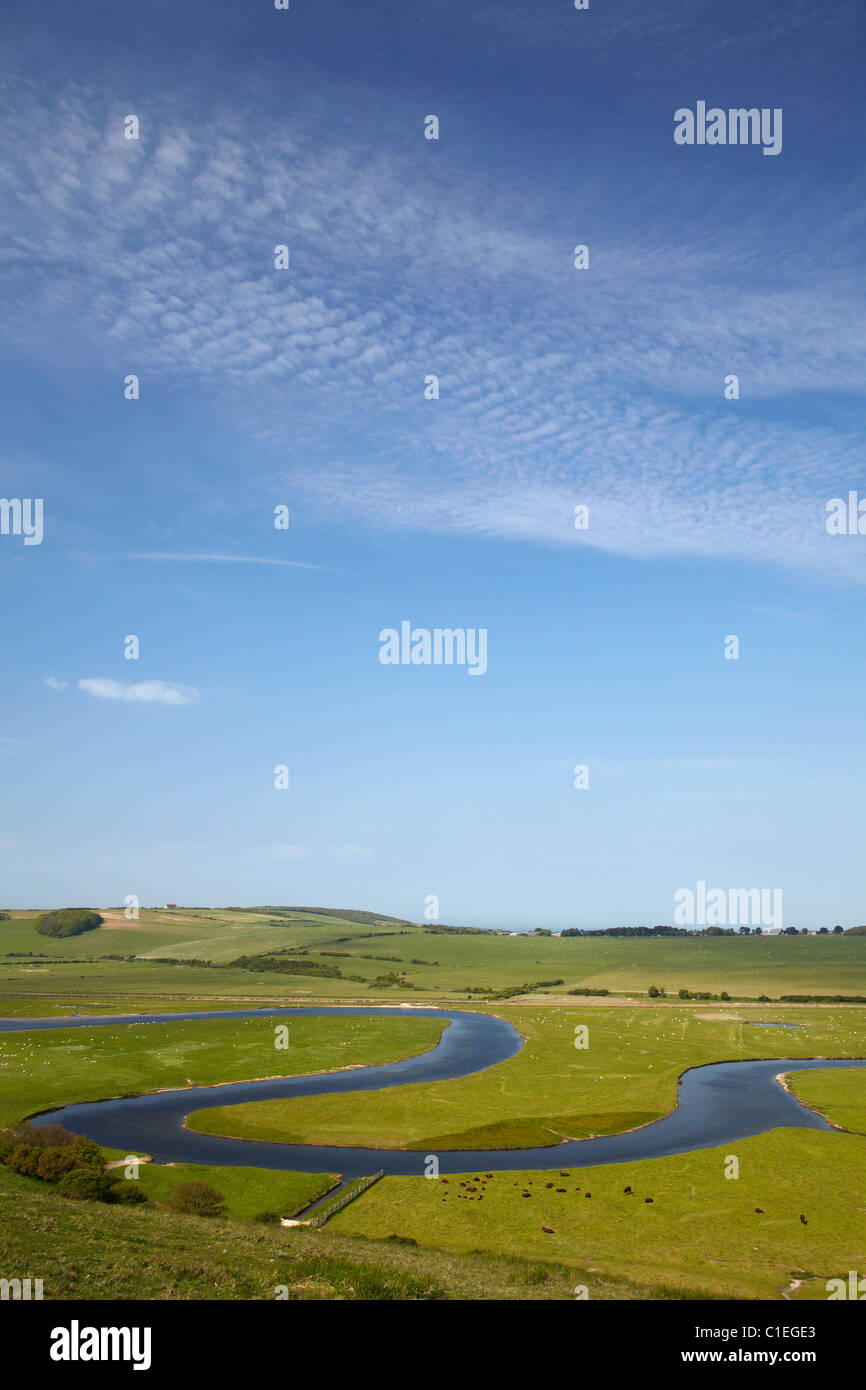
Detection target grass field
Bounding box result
[0,1163,658,1301]
[328,1128,866,1300]
[3,910,866,1004]
[0,1012,445,1130]
[786,1068,866,1136]
[104,1159,336,1221]
[190,1005,866,1150]
[3,906,866,1301]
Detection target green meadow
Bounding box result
[787,1067,866,1135]
[329,1128,866,1301]
[3,909,866,1004]
[3,906,866,1301]
[106,1159,335,1221]
[190,1005,866,1150]
[0,1012,445,1130]
[0,1162,660,1301]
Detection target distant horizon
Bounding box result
[7,903,864,935]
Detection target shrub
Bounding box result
[35,1146,79,1184]
[6,1144,42,1177]
[58,1168,118,1202]
[678,988,691,999]
[27,1123,76,1149]
[167,1180,227,1217]
[252,1211,282,1225]
[108,1183,149,1205]
[66,1135,106,1171]
[648,986,660,998]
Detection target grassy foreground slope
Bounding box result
[329,1129,866,1301]
[0,1164,660,1301]
[190,1005,866,1150]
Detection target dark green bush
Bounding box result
[6,1144,42,1177]
[108,1183,149,1204]
[58,1168,118,1202]
[36,910,104,939]
[167,1180,227,1217]
[35,1147,79,1183]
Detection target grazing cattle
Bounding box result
[754,1207,764,1214]
[542,1227,554,1234]
[800,1214,808,1225]
[645,1197,654,1203]
[623,1186,632,1194]
[585,1192,591,1198]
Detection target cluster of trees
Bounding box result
[36,909,104,938]
[227,952,365,982]
[563,926,695,937]
[0,1124,146,1204]
[562,924,847,937]
[0,1125,233,1217]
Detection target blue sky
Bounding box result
[1,0,864,927]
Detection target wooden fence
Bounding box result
[309,1171,385,1227]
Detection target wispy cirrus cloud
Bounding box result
[127,553,328,570]
[77,678,199,706]
[1,65,863,583]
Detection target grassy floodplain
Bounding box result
[190,1005,866,1150]
[0,1012,445,1131]
[328,1128,866,1301]
[3,907,866,1301]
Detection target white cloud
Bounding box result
[44,676,68,690]
[128,553,328,570]
[330,845,375,861]
[254,845,314,862]
[77,678,199,706]
[1,74,863,584]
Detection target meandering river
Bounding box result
[5,1006,863,1176]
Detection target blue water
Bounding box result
[4,1006,862,1177]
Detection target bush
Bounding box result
[648,986,660,998]
[35,1147,79,1184]
[36,909,104,939]
[678,988,691,999]
[65,1135,106,1171]
[108,1183,149,1204]
[58,1168,118,1202]
[6,1144,42,1177]
[167,1180,227,1218]
[252,1211,282,1225]
[27,1123,76,1149]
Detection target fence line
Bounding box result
[309,1171,385,1227]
